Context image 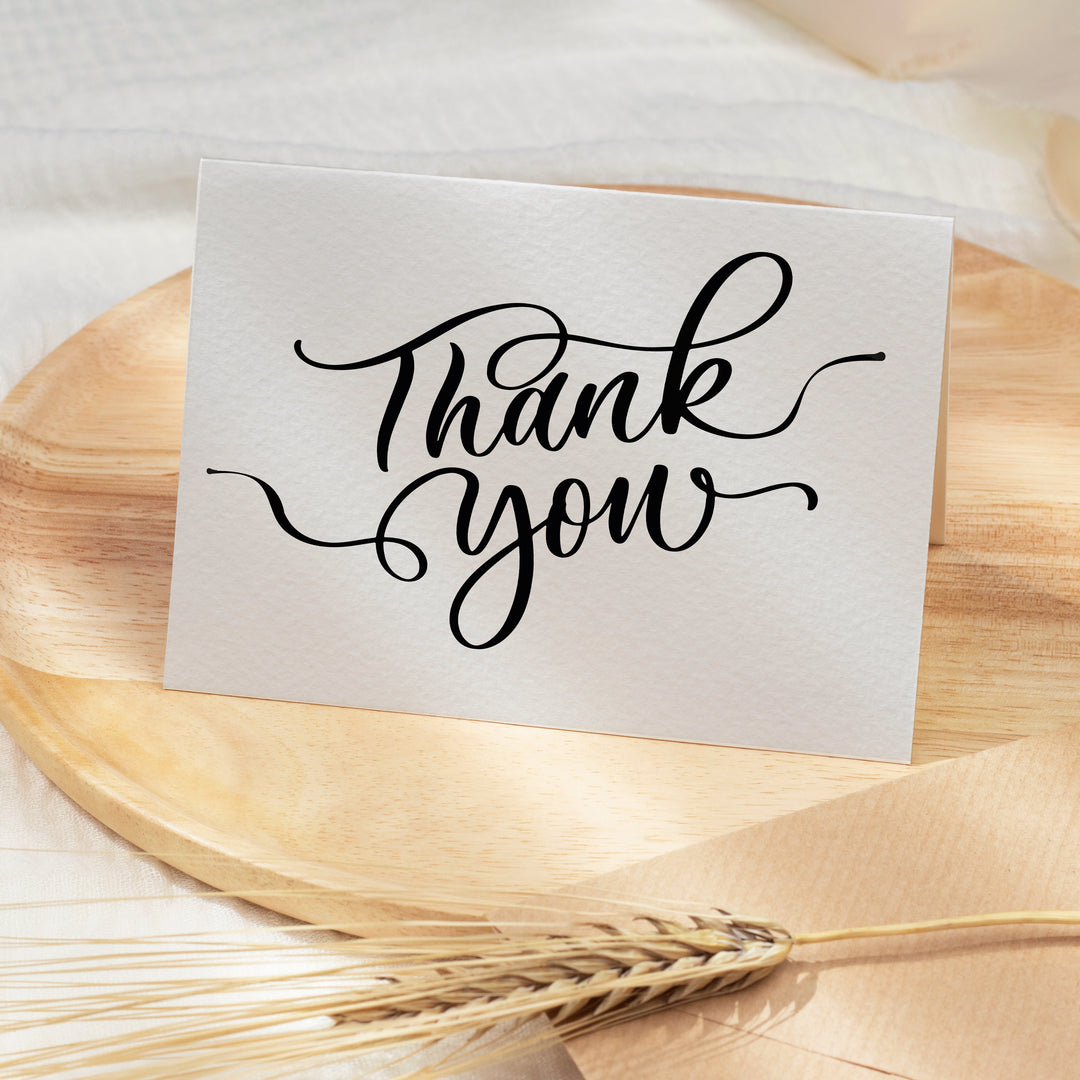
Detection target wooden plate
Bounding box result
[2,188,1079,926]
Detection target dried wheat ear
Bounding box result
[331,913,791,1047]
[4,908,1080,1080]
[328,908,1080,1046]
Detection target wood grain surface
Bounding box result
[1,188,1078,925]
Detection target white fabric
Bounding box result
[1,1,1077,1076]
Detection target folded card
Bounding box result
[164,161,952,761]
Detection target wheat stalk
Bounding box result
[3,908,1080,1079]
[0,911,787,1078]
[330,913,791,1039]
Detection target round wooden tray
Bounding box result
[2,188,1079,926]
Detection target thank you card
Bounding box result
[165,162,951,762]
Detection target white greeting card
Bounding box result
[165,161,951,762]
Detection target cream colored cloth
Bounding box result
[756,0,1080,114]
[1,1,1077,1077]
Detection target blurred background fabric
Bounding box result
[755,0,1080,113]
[2,0,1078,402]
[1,2,1077,1077]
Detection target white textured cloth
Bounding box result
[1,2,1077,1076]
[3,0,1078,401]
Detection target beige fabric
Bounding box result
[756,0,1080,115]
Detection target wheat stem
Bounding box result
[792,909,1080,946]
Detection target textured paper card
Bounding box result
[165,161,951,761]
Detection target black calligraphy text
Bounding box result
[208,253,884,647]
